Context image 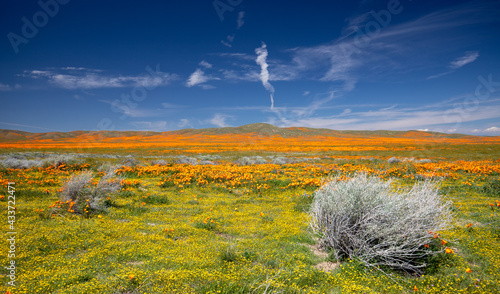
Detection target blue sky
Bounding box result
[1,0,500,135]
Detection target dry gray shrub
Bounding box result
[387,157,401,163]
[235,156,267,165]
[176,156,198,165]
[60,169,122,213]
[0,158,45,169]
[309,173,452,273]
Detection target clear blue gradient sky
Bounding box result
[1,0,500,134]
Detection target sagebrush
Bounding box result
[59,169,122,214]
[309,174,452,273]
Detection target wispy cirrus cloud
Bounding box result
[291,91,336,118]
[0,121,60,132]
[428,51,479,79]
[216,1,498,92]
[271,99,500,132]
[0,83,20,91]
[98,100,164,118]
[185,61,219,88]
[22,67,176,89]
[449,51,479,69]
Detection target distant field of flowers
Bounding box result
[0,151,499,293]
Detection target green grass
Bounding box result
[0,153,499,293]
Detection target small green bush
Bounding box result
[309,173,452,273]
[219,245,238,262]
[482,177,500,197]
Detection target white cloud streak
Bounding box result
[427,51,480,79]
[23,68,175,89]
[484,126,500,133]
[255,42,275,109]
[449,51,479,69]
[186,68,210,87]
[185,62,218,88]
[270,99,500,132]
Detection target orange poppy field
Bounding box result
[0,124,499,293]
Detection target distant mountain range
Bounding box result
[0,123,489,143]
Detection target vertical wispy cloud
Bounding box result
[255,42,275,109]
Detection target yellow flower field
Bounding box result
[0,153,499,293]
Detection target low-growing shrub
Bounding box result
[271,157,289,165]
[387,157,401,163]
[151,159,167,166]
[0,157,45,169]
[50,154,81,168]
[143,194,171,205]
[309,173,452,273]
[482,177,500,197]
[176,156,198,165]
[235,156,267,165]
[219,244,238,262]
[58,169,122,214]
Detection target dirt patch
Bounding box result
[307,244,328,259]
[314,261,340,272]
[215,231,234,239]
[308,243,340,272]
